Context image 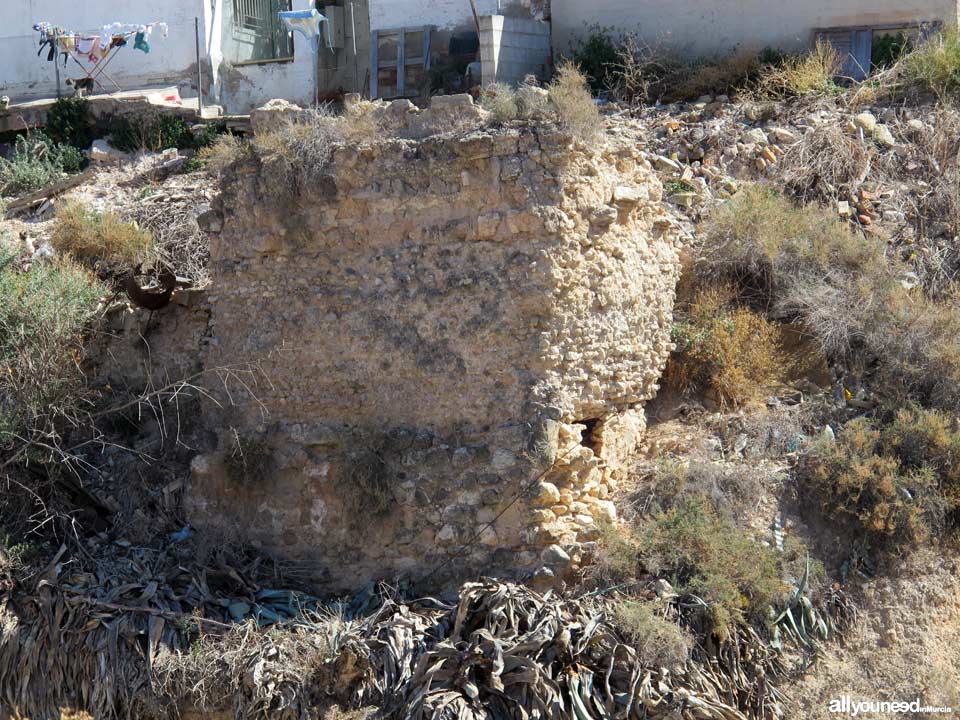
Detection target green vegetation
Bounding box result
[570,25,620,92]
[898,28,960,97]
[800,406,960,553]
[50,201,153,270]
[872,31,912,70]
[610,600,692,667]
[0,249,103,446]
[45,96,94,150]
[109,113,197,153]
[0,132,84,196]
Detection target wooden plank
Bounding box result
[3,168,95,216]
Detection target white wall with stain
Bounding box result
[551,0,960,59]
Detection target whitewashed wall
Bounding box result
[552,0,960,59]
[0,0,210,102]
[369,0,499,32]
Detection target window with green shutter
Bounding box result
[231,0,295,63]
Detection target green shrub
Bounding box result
[51,201,153,269]
[798,411,957,553]
[872,31,912,70]
[0,252,103,445]
[109,113,196,152]
[571,25,621,92]
[642,498,785,634]
[899,28,960,97]
[45,96,94,149]
[0,133,67,196]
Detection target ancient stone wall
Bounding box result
[187,109,681,592]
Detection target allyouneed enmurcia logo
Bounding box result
[829,696,954,716]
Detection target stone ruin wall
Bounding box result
[183,110,681,592]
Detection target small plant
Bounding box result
[225,432,274,484]
[872,31,912,70]
[480,83,519,122]
[0,132,82,196]
[571,25,621,92]
[109,113,196,152]
[799,415,937,553]
[666,284,789,408]
[898,28,960,97]
[755,41,841,97]
[610,600,692,668]
[194,133,250,175]
[547,62,600,142]
[45,96,94,149]
[50,201,153,270]
[0,251,103,445]
[642,498,785,634]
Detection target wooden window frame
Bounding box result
[370,26,433,99]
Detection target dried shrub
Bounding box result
[670,51,762,101]
[225,433,274,484]
[109,113,195,153]
[254,104,382,195]
[610,600,692,668]
[479,83,519,122]
[548,62,601,142]
[51,201,154,270]
[798,406,960,554]
[196,133,251,175]
[343,448,393,518]
[636,460,767,523]
[0,252,103,447]
[779,125,872,202]
[754,41,841,97]
[593,518,643,584]
[665,284,789,408]
[699,185,892,358]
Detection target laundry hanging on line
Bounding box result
[31,20,168,66]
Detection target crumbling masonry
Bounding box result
[186,103,682,591]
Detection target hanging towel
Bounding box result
[134,31,150,54]
[77,36,96,54]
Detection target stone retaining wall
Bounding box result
[187,106,682,591]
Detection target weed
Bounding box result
[610,600,692,667]
[45,96,94,149]
[479,83,519,122]
[664,180,694,195]
[0,252,103,445]
[642,498,785,634]
[593,518,642,583]
[872,31,912,71]
[898,28,960,97]
[50,201,153,270]
[666,284,789,408]
[754,41,841,97]
[109,113,196,153]
[571,25,621,92]
[0,132,82,196]
[253,104,381,195]
[548,62,600,142]
[225,432,274,484]
[195,133,251,175]
[799,416,936,553]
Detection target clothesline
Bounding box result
[33,21,168,65]
[32,20,169,95]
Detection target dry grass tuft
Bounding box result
[610,600,692,668]
[548,62,601,142]
[254,103,382,195]
[754,41,841,97]
[779,125,872,202]
[51,201,153,270]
